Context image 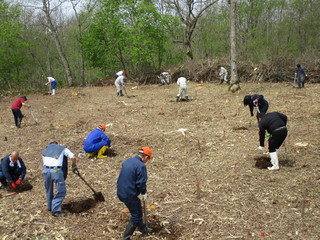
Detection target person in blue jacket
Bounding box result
[117,147,153,240]
[243,94,269,123]
[0,151,26,189]
[83,125,111,158]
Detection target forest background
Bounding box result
[1,0,319,93]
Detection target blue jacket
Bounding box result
[0,155,26,183]
[83,128,111,152]
[117,156,147,199]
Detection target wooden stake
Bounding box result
[301,199,308,218]
[196,184,200,199]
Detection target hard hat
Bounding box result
[139,147,153,158]
[99,124,106,131]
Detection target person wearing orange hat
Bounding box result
[117,147,153,239]
[83,125,111,158]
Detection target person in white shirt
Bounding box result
[42,141,78,217]
[115,69,125,79]
[45,77,57,95]
[176,77,188,102]
[159,72,170,85]
[218,66,228,84]
[115,75,125,97]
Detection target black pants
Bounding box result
[12,109,23,127]
[268,128,287,152]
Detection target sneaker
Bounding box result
[52,211,67,217]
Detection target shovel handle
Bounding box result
[75,169,98,194]
[142,199,148,227]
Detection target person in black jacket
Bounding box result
[258,112,288,170]
[244,94,269,123]
[0,151,26,189]
[117,147,153,240]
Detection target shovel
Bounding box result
[74,169,105,202]
[142,199,148,228]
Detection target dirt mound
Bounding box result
[63,198,97,213]
[7,182,33,193]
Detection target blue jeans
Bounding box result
[51,81,56,89]
[43,167,66,212]
[118,195,143,224]
[12,109,23,127]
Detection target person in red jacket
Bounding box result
[11,96,30,128]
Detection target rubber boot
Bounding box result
[123,221,137,240]
[185,96,189,102]
[87,152,95,159]
[138,223,153,234]
[51,89,56,95]
[120,90,124,96]
[268,152,279,170]
[97,146,108,158]
[176,96,179,102]
[116,92,119,97]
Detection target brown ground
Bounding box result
[0,82,319,240]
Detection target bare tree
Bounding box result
[70,0,97,86]
[167,0,218,61]
[42,0,74,86]
[229,0,240,92]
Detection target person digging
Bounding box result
[83,125,111,159]
[42,141,78,217]
[257,112,288,170]
[11,96,31,128]
[117,147,153,240]
[176,76,189,102]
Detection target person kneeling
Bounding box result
[83,125,111,159]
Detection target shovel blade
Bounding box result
[94,192,105,202]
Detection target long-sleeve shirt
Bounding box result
[219,67,227,76]
[259,112,287,147]
[249,95,268,116]
[0,155,26,183]
[296,66,307,77]
[117,156,147,199]
[115,76,124,86]
[177,77,187,87]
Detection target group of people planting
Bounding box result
[2,65,305,240]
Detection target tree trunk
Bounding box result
[229,0,240,92]
[42,0,73,86]
[71,0,85,86]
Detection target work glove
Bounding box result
[15,179,22,184]
[142,193,147,201]
[258,146,264,151]
[11,182,17,189]
[72,165,78,174]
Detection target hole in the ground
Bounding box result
[62,198,97,213]
[141,215,182,240]
[254,156,272,169]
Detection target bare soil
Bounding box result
[0,82,319,240]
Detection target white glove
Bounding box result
[142,193,147,201]
[258,146,264,150]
